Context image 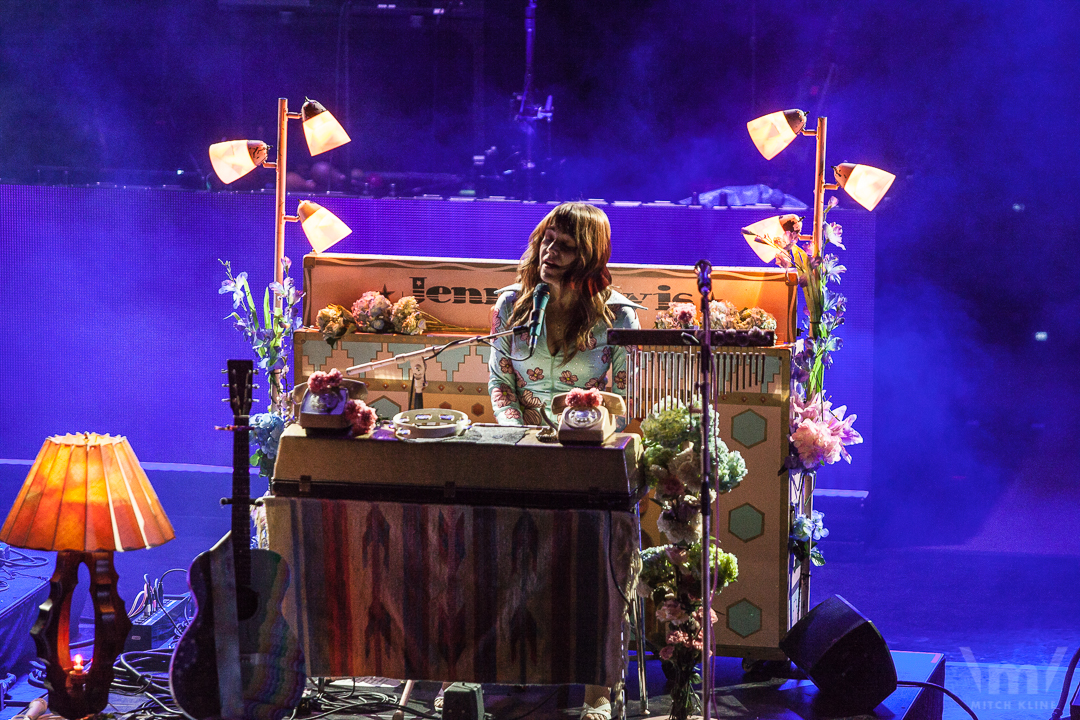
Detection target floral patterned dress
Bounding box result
[487,285,642,426]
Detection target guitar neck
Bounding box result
[225,358,255,592]
[232,413,251,590]
[231,416,249,591]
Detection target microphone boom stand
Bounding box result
[343,327,527,409]
[694,259,715,720]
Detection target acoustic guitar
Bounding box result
[170,360,306,720]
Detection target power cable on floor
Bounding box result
[896,680,979,720]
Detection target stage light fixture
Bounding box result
[747,109,807,160]
[832,163,895,211]
[297,200,352,253]
[725,109,893,720]
[744,109,893,256]
[740,214,803,262]
[208,98,353,298]
[1,434,174,720]
[208,140,268,185]
[301,99,350,155]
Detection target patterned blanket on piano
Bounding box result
[264,497,640,686]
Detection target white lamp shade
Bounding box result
[740,215,801,263]
[297,200,351,252]
[303,111,350,156]
[834,163,895,211]
[209,140,267,184]
[747,109,806,160]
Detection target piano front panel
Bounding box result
[630,345,799,660]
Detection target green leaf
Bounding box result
[810,547,826,566]
[243,278,257,314]
[263,287,272,331]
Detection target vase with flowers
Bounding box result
[219,258,304,479]
[637,401,747,720]
[745,201,862,567]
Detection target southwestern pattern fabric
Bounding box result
[264,497,639,686]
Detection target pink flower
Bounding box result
[791,392,832,427]
[659,645,674,661]
[824,406,863,462]
[566,387,602,409]
[308,368,342,394]
[560,370,578,384]
[614,370,626,390]
[666,629,692,648]
[503,408,521,420]
[527,367,544,381]
[656,599,690,625]
[344,399,378,436]
[692,606,719,627]
[791,418,842,468]
[499,357,514,374]
[491,384,516,409]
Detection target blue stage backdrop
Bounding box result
[0,185,874,489]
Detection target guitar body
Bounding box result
[170,535,305,720]
[169,360,305,720]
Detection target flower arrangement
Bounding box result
[637,401,746,720]
[344,399,378,436]
[391,296,426,335]
[747,204,844,399]
[565,387,602,409]
[790,510,829,567]
[307,368,342,394]
[746,200,859,566]
[654,302,700,329]
[654,300,776,333]
[316,294,426,346]
[316,304,352,348]
[219,258,304,479]
[351,291,393,332]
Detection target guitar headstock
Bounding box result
[226,359,255,418]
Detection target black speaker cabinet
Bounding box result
[779,595,897,713]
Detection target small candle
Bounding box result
[72,654,85,674]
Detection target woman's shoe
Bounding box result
[579,697,611,720]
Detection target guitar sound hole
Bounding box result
[237,585,259,622]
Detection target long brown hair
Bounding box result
[508,202,615,361]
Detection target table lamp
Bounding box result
[0,433,175,719]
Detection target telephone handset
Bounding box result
[550,390,626,444]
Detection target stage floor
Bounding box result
[0,651,943,720]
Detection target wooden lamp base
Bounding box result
[31,550,132,719]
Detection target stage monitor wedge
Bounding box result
[779,594,898,714]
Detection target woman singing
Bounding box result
[486,201,640,720]
[488,201,642,431]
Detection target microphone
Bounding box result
[527,283,551,352]
[695,259,712,296]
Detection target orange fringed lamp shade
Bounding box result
[0,433,174,553]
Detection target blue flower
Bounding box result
[792,510,829,542]
[821,254,846,285]
[821,287,847,316]
[270,276,303,306]
[249,412,286,459]
[219,272,248,309]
